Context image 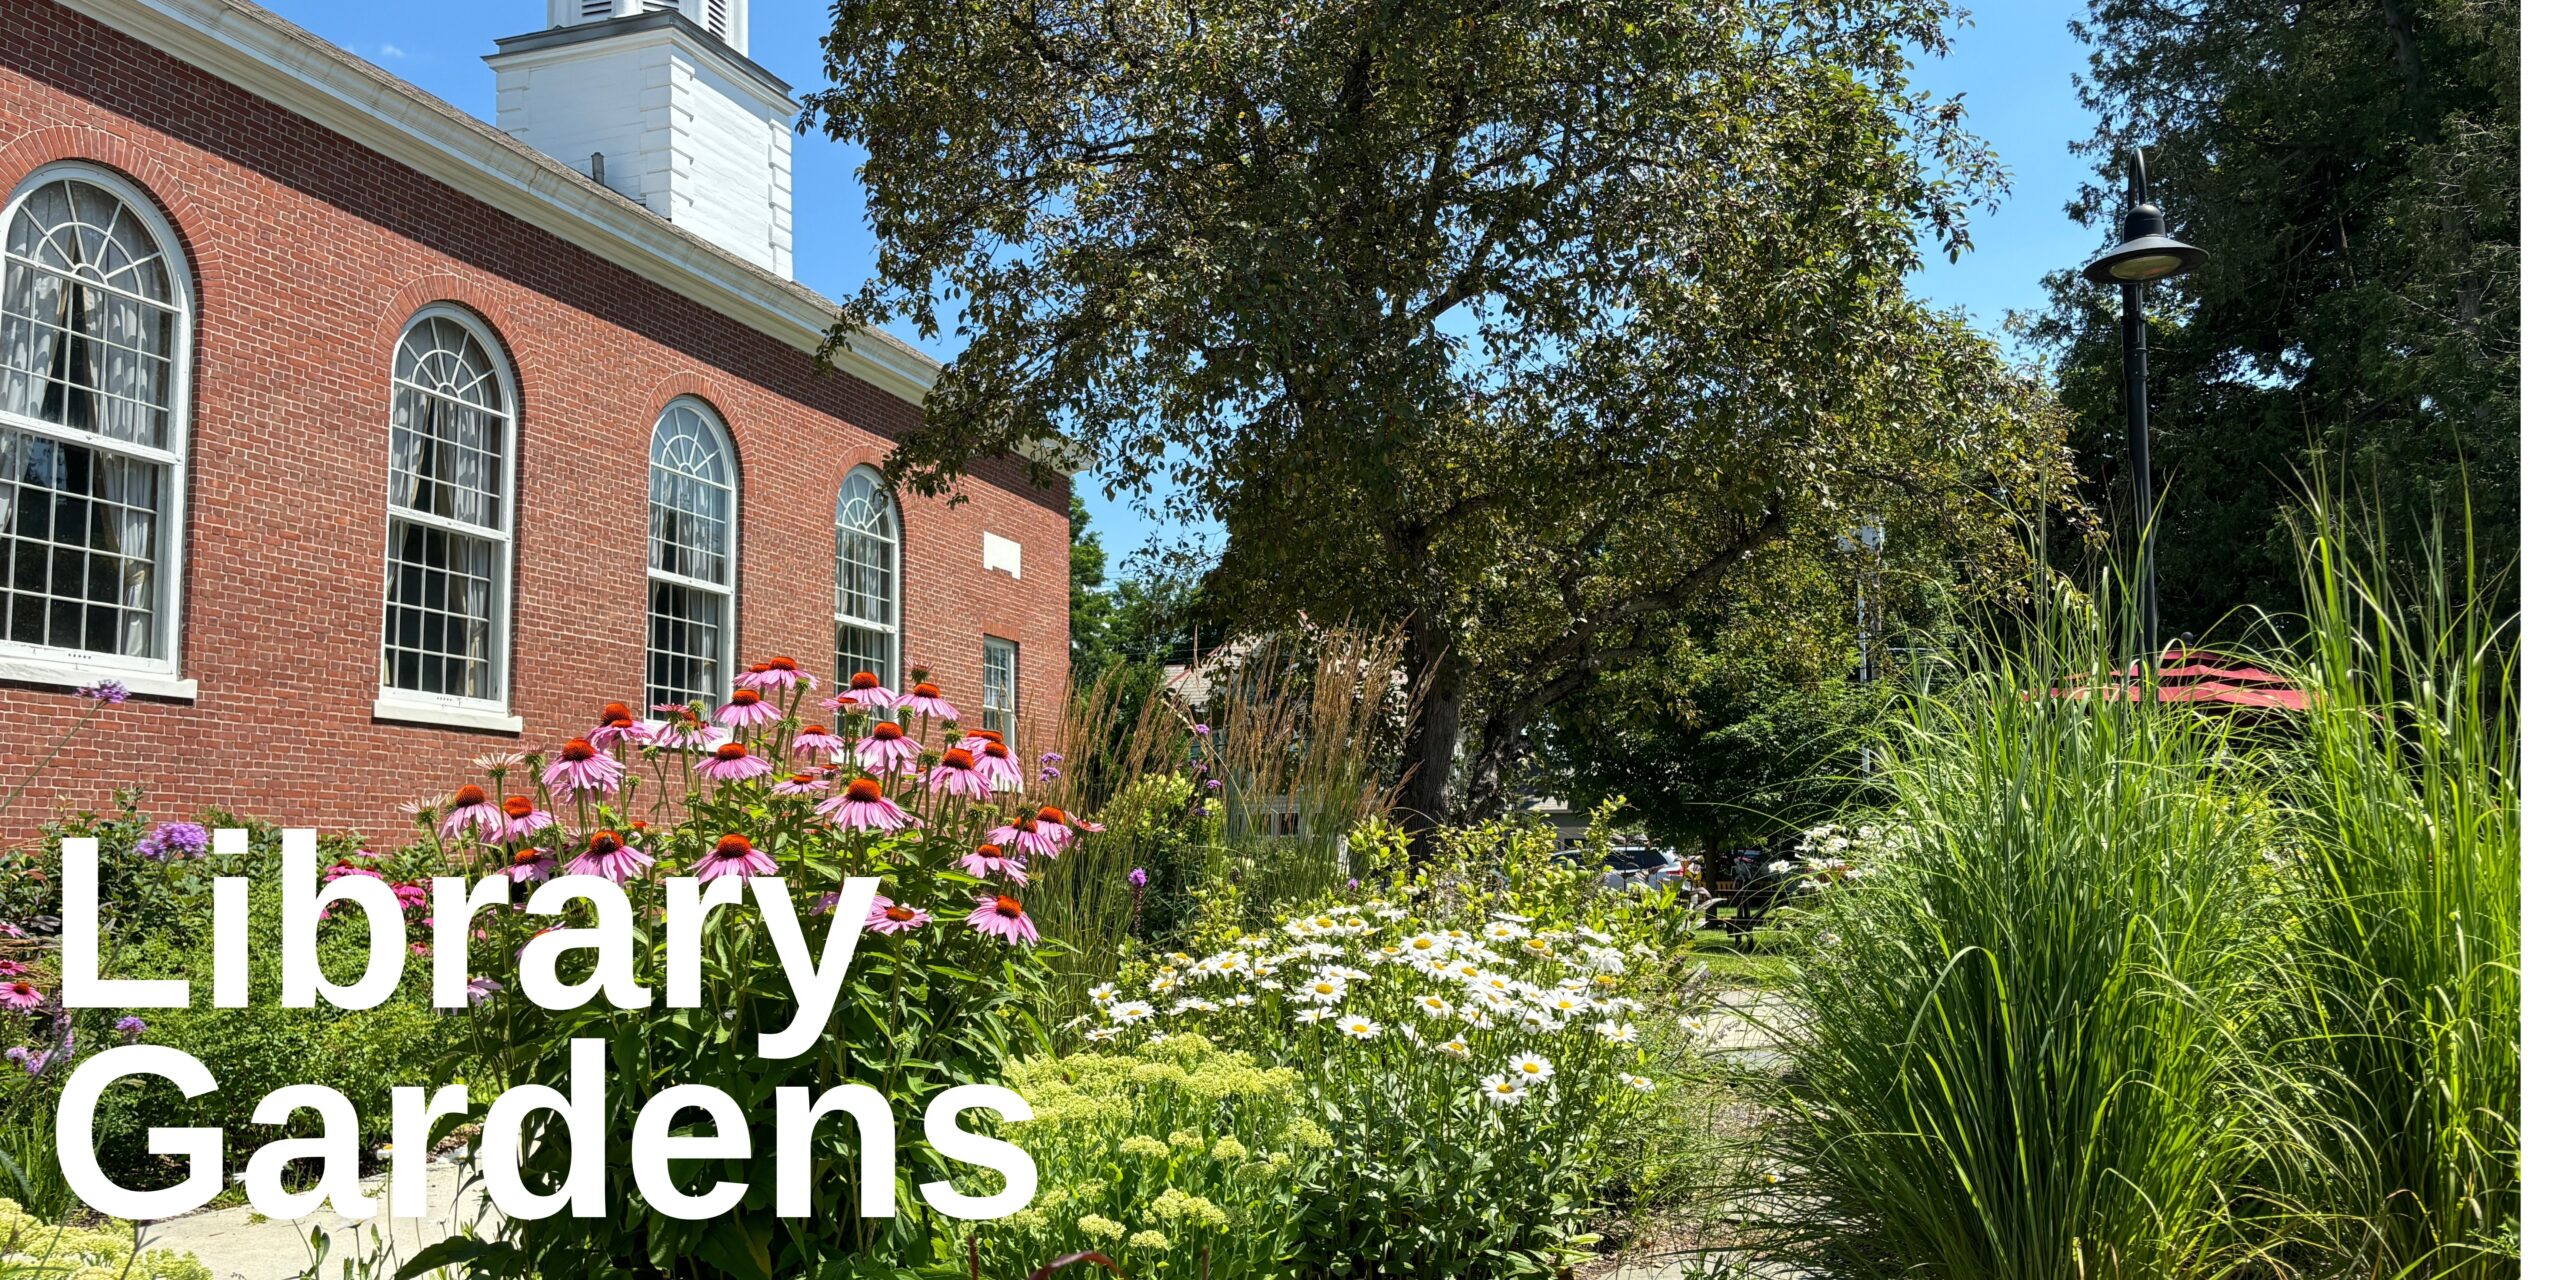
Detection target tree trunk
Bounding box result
[1395,622,1468,858]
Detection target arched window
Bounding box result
[0,167,191,684]
[834,465,899,697]
[380,308,515,716]
[646,398,735,708]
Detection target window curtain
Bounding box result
[96,453,154,656]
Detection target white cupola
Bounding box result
[488,0,795,277]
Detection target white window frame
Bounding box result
[982,633,1018,744]
[834,464,899,694]
[644,396,737,709]
[373,304,520,733]
[0,163,196,700]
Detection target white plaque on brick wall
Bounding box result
[983,532,1023,578]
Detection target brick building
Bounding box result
[0,0,1072,841]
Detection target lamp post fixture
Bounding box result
[2082,148,2206,670]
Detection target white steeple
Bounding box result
[489,0,794,278]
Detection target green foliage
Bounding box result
[2030,0,2518,626]
[1067,493,1113,677]
[1556,651,1891,854]
[2256,493,2518,1276]
[1102,832,1711,1279]
[809,0,2072,824]
[1021,773,1221,1013]
[1764,594,2276,1279]
[960,1035,1307,1280]
[0,1196,209,1279]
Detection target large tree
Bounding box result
[810,0,2068,831]
[2029,0,2518,628]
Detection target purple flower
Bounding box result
[114,1016,146,1042]
[1039,766,1062,781]
[135,822,209,862]
[1129,867,1149,889]
[1204,779,1223,792]
[1191,723,1212,737]
[76,680,129,704]
[1039,751,1065,765]
[465,977,503,1005]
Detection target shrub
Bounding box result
[0,1195,209,1279]
[958,1034,1309,1280]
[1098,836,1690,1279]
[431,663,1079,1278]
[1762,605,2277,1279]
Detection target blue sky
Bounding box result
[257,0,2105,579]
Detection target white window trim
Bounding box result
[645,396,738,706]
[0,162,195,688]
[834,463,900,686]
[376,304,519,728]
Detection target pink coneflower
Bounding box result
[898,680,961,722]
[735,655,815,696]
[929,748,993,801]
[649,706,724,751]
[866,899,930,934]
[564,829,649,884]
[502,846,555,885]
[816,776,913,832]
[544,739,624,797]
[1033,805,1076,845]
[0,981,41,1011]
[715,688,783,731]
[958,843,1029,884]
[986,814,1062,859]
[692,833,777,881]
[791,723,845,758]
[966,894,1040,945]
[587,702,645,749]
[465,977,503,1005]
[975,741,1024,789]
[854,722,918,774]
[834,669,896,711]
[695,741,773,784]
[499,795,555,842]
[961,728,1004,756]
[440,784,505,840]
[773,771,832,798]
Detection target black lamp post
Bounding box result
[2082,149,2205,669]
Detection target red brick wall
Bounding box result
[0,0,1071,844]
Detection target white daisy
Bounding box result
[1088,983,1120,1004]
[1437,1035,1471,1058]
[1617,1072,1657,1092]
[1297,976,1351,1005]
[1294,1006,1325,1025]
[1481,1074,1527,1106]
[1415,993,1455,1018]
[1507,1052,1554,1084]
[1592,1019,1637,1044]
[1483,921,1524,942]
[1335,1014,1382,1039]
[1083,1026,1120,1043]
[1106,1000,1156,1025]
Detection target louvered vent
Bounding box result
[704,0,729,38]
[579,0,612,15]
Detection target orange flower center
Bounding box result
[788,772,816,785]
[452,784,490,808]
[801,724,831,738]
[512,848,544,866]
[748,662,771,674]
[586,831,624,856]
[502,796,535,819]
[845,778,884,802]
[884,904,918,922]
[976,843,1005,859]
[767,656,798,672]
[1014,816,1040,834]
[992,896,1024,918]
[913,682,942,699]
[730,689,763,708]
[559,740,596,762]
[713,743,750,762]
[985,743,1011,760]
[966,728,1003,742]
[1036,806,1067,824]
[938,748,975,769]
[714,834,754,859]
[601,701,634,720]
[870,722,905,742]
[846,671,881,690]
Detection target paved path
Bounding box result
[141,1158,492,1280]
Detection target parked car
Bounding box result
[1598,843,1684,890]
